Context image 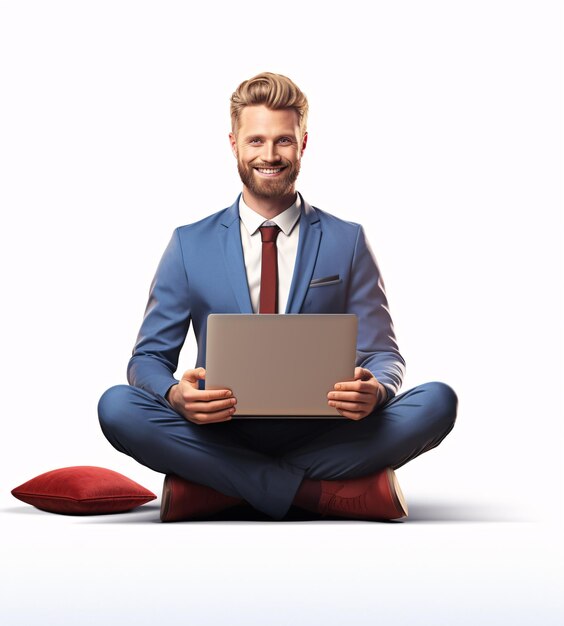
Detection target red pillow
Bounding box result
[11,466,156,515]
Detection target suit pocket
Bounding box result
[309,274,341,288]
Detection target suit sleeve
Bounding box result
[127,229,191,401]
[347,225,406,398]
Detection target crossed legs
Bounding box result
[98,382,457,520]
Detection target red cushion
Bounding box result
[11,466,156,515]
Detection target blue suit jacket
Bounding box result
[128,194,405,402]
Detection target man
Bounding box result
[98,72,457,522]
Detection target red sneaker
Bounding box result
[160,475,244,522]
[318,468,408,520]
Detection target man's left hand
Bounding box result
[327,367,388,420]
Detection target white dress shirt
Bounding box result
[238,193,301,314]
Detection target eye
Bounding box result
[249,138,262,145]
[278,137,292,144]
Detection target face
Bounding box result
[229,105,308,200]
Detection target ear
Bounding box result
[300,132,308,157]
[229,132,238,158]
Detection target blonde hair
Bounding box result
[230,72,308,137]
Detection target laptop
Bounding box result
[205,314,358,418]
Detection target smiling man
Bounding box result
[231,105,305,211]
[98,72,458,522]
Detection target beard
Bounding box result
[237,157,301,199]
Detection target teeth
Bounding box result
[257,168,282,174]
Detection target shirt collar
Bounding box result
[238,193,301,237]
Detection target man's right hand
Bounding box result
[166,368,236,425]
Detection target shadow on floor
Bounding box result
[2,499,533,524]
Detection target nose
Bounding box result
[262,141,281,164]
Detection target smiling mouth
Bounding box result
[254,166,287,175]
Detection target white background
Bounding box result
[0,1,562,624]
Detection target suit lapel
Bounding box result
[285,196,321,313]
[219,196,253,313]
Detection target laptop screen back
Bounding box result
[205,314,357,418]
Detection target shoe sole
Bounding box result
[160,476,172,522]
[387,467,408,518]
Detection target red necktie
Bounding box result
[259,225,281,314]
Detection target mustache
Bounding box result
[251,161,290,169]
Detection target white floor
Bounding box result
[2,471,562,626]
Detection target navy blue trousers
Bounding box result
[98,382,457,519]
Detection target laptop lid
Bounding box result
[205,314,357,418]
